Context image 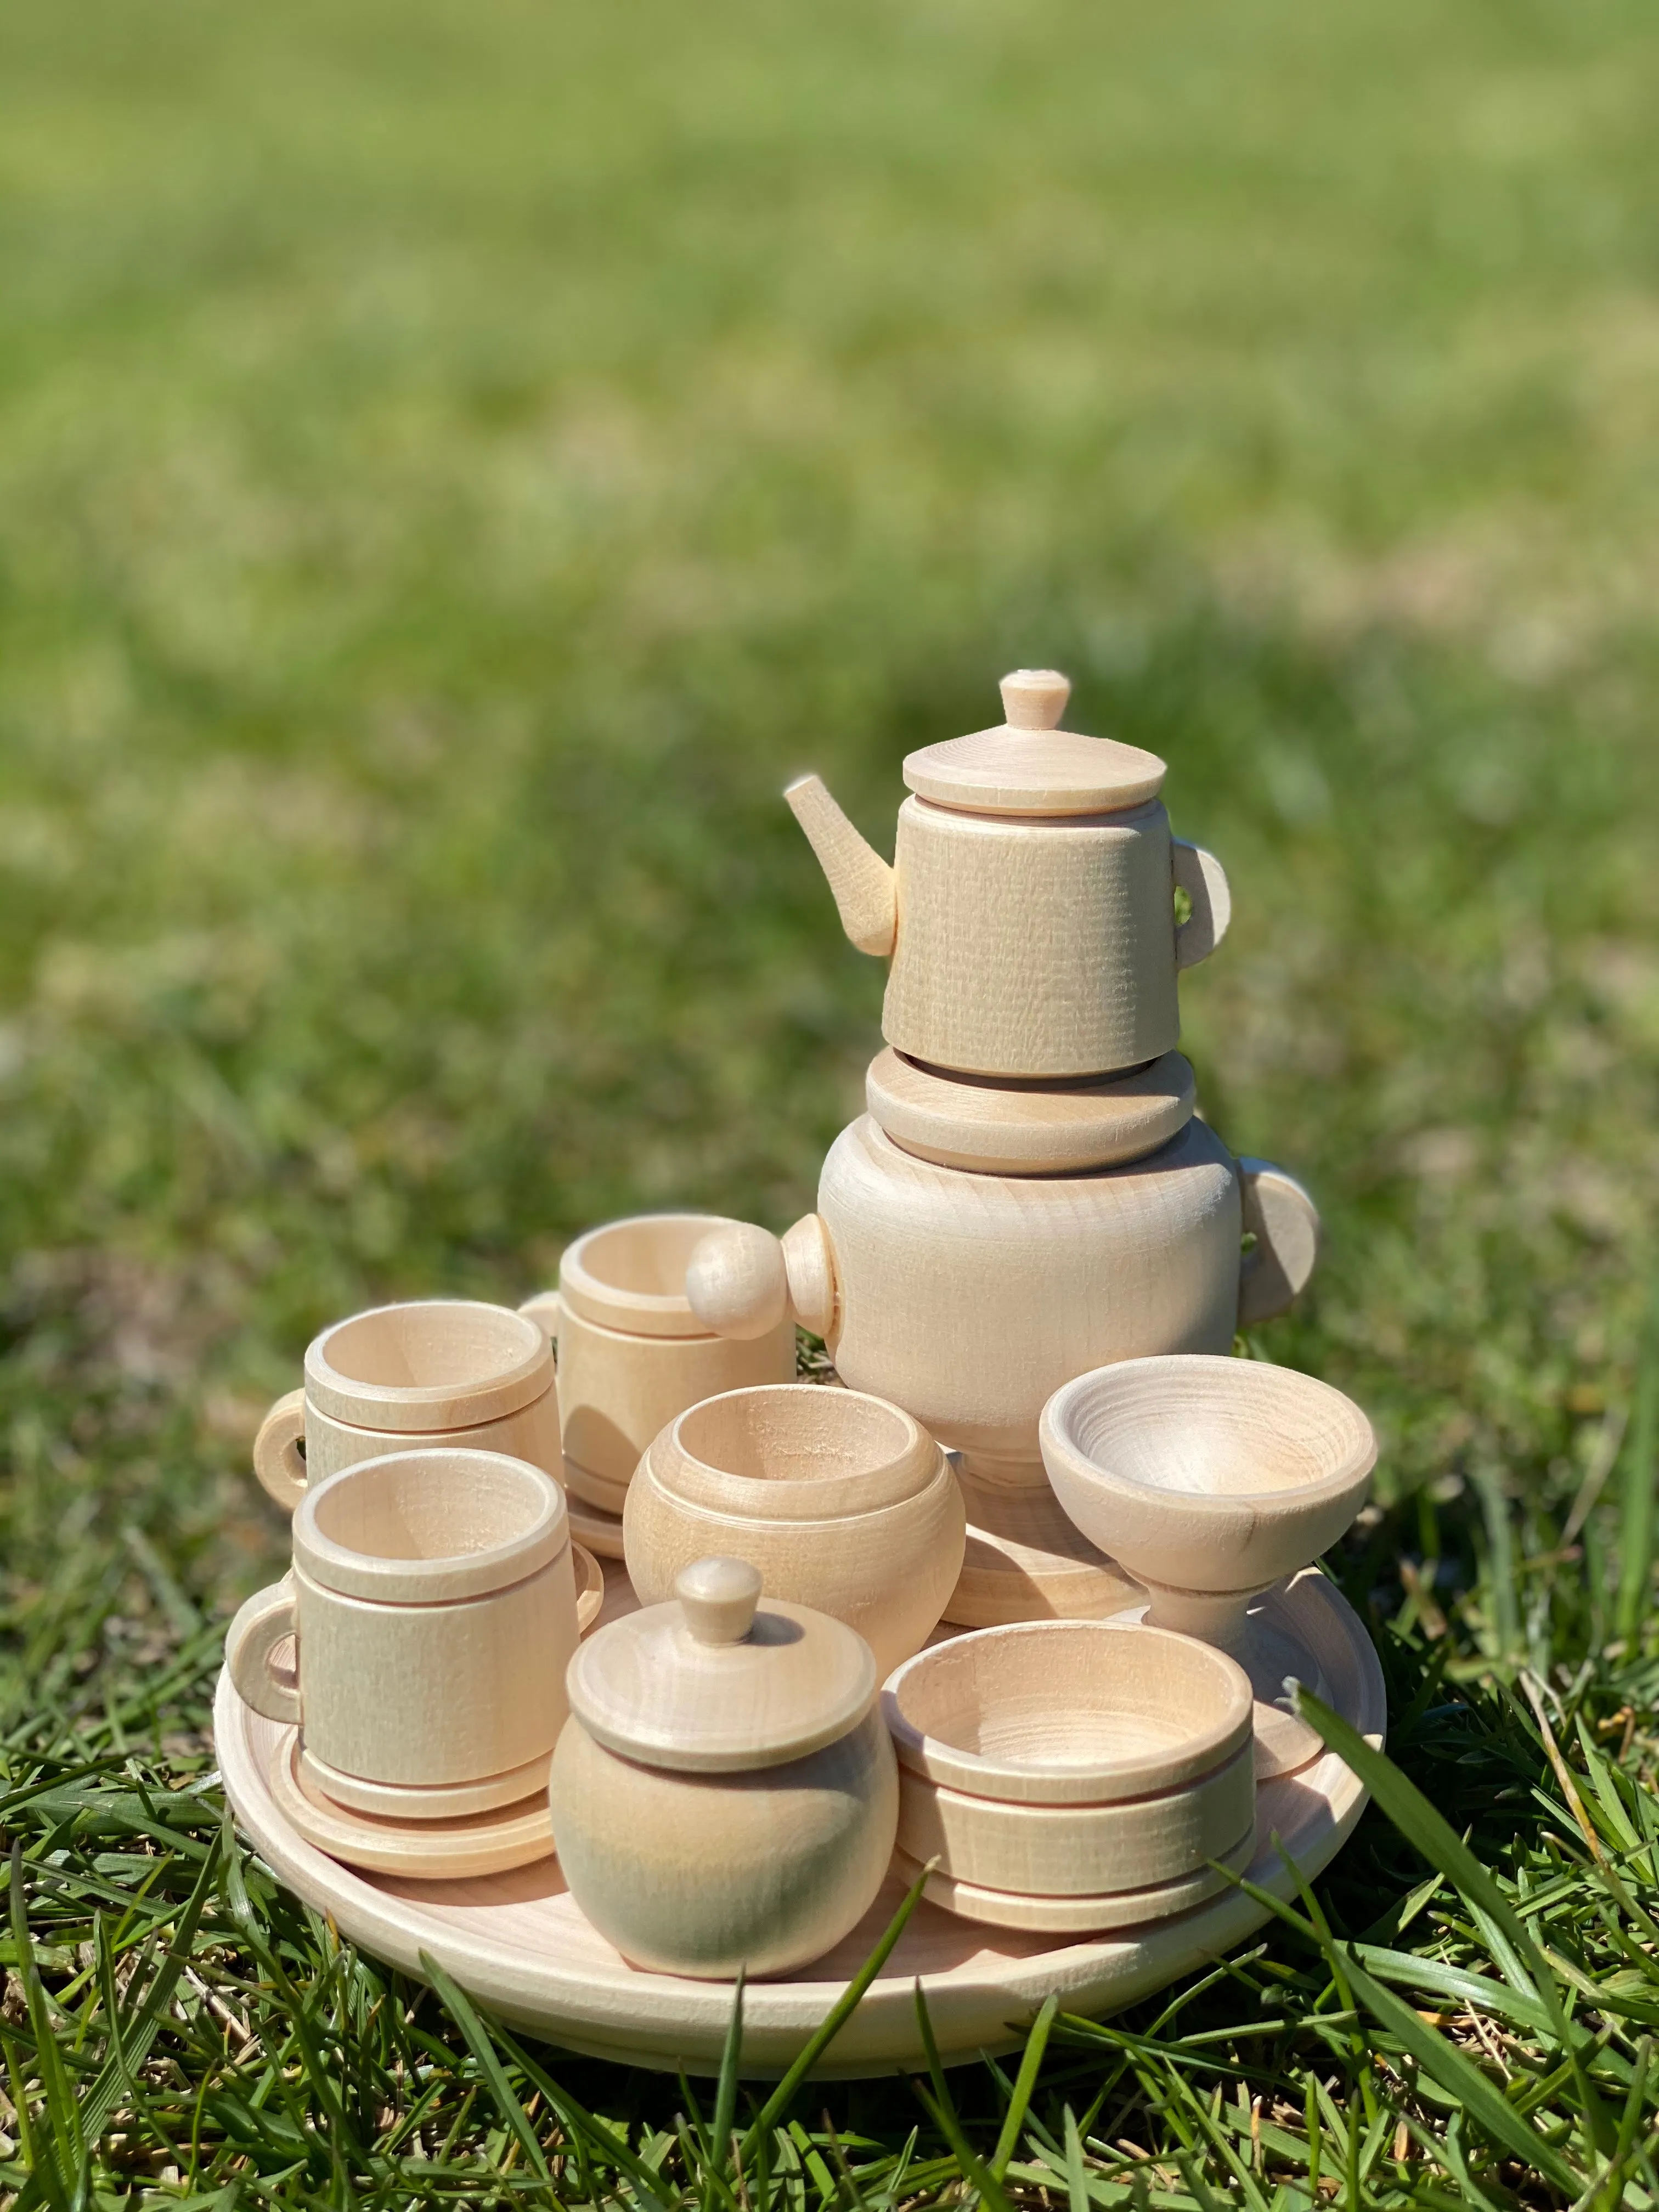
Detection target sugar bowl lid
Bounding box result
[902,670,1167,818]
[565,1557,878,1774]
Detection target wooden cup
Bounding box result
[519,1214,795,1511]
[253,1300,559,1513]
[225,1448,580,1795]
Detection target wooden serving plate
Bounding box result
[216,1564,1384,2079]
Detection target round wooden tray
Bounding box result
[215,1564,1384,2079]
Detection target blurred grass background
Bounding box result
[3,0,1657,1647]
[2,0,1659,2188]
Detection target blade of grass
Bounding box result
[1616,1276,1659,1644]
[911,1981,1011,2212]
[989,1992,1058,2183]
[417,1951,558,2197]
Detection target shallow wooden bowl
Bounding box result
[882,1620,1252,1803]
[896,1740,1254,1897]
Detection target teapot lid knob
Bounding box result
[999,668,1071,730]
[675,1556,763,1645]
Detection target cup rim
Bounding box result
[293,1448,569,1604]
[557,1213,754,1339]
[306,1300,552,1431]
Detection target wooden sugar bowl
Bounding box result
[786,667,1231,1079]
[623,1385,965,1675]
[883,1620,1254,1932]
[519,1213,795,1518]
[549,1558,899,1979]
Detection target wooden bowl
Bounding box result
[893,1825,1256,1934]
[1040,1355,1376,1596]
[883,1621,1252,1803]
[624,1385,966,1676]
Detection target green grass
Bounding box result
[3,0,1659,2198]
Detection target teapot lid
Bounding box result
[902,670,1167,817]
[565,1556,878,1774]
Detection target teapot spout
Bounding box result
[785,775,898,957]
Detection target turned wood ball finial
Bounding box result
[998,668,1071,730]
[675,1556,763,1645]
[686,1222,789,1340]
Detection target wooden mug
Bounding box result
[253,1300,559,1513]
[225,1448,583,1793]
[519,1214,794,1513]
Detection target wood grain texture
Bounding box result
[882,1620,1253,1802]
[900,669,1166,817]
[895,1742,1254,1898]
[623,1387,966,1676]
[946,1471,1147,1627]
[893,1825,1255,1934]
[272,1733,556,1880]
[865,1047,1195,1174]
[227,1449,580,1789]
[816,1115,1246,1466]
[552,1214,782,1339]
[253,1381,566,1513]
[549,1707,899,1979]
[216,1566,1383,2077]
[784,775,898,956]
[306,1301,552,1432]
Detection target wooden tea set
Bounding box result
[217,669,1385,2075]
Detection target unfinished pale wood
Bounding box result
[786,672,1228,1079]
[1041,1357,1376,1778]
[571,1538,605,1630]
[225,1449,580,1790]
[217,1565,1383,2074]
[784,777,898,957]
[893,1826,1256,1936]
[865,1048,1195,1174]
[896,1740,1252,1898]
[307,1301,552,1431]
[946,1470,1146,1627]
[253,1383,565,1514]
[549,1560,899,1978]
[902,670,1166,817]
[688,1119,1319,1476]
[521,1216,795,1497]
[567,1495,625,1559]
[271,1731,555,1878]
[883,1620,1253,1802]
[1237,1160,1323,1328]
[622,1386,966,1675]
[300,1742,554,1819]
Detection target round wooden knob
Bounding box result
[675,1557,763,1645]
[999,668,1070,730]
[686,1224,789,1340]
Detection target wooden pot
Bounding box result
[623,1385,965,1675]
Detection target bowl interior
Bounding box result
[308,1451,552,1565]
[888,1622,1250,1798]
[320,1302,539,1394]
[677,1385,917,1486]
[1059,1358,1374,1502]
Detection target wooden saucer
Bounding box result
[299,1745,552,1819]
[567,1497,625,1559]
[270,1731,555,1879]
[946,1468,1144,1626]
[894,1824,1255,1934]
[866,1049,1195,1175]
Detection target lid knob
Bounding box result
[675,1556,763,1646]
[999,668,1070,731]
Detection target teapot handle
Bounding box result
[1172,840,1232,969]
[1237,1159,1320,1327]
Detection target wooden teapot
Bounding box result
[684,1114,1319,1484]
[787,668,1231,1079]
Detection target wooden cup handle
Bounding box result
[572,1541,605,1633]
[517,1289,563,1348]
[1237,1159,1321,1327]
[224,1579,301,1724]
[253,1389,308,1511]
[1172,840,1232,969]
